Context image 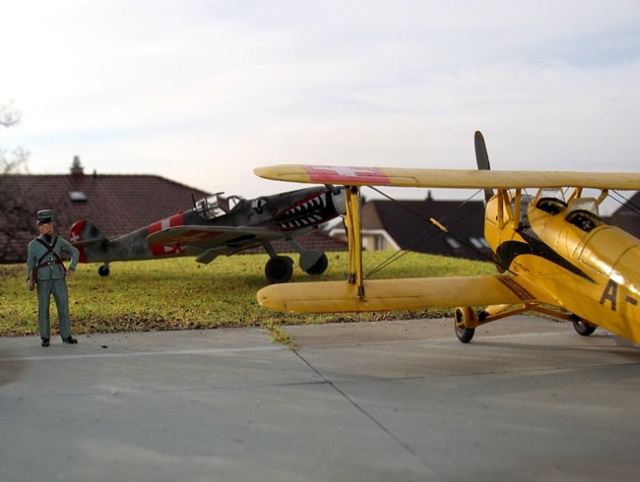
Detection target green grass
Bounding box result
[0,251,496,337]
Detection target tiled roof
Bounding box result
[0,171,212,263]
[0,170,347,263]
[613,191,640,214]
[361,196,490,260]
[362,193,639,260]
[609,191,640,238]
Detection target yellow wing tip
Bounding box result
[254,165,309,182]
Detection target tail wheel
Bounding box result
[265,256,294,284]
[454,307,477,344]
[305,252,329,276]
[572,318,597,337]
[98,265,110,277]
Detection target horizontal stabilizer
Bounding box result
[69,220,106,246]
[70,238,106,248]
[255,165,640,191]
[68,220,108,263]
[257,275,536,313]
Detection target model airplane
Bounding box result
[255,132,640,345]
[69,187,345,283]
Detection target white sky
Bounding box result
[2,0,639,210]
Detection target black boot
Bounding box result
[62,336,78,344]
[41,338,50,347]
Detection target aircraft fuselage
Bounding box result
[485,191,640,343]
[70,185,345,283]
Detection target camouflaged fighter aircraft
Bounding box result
[69,187,345,284]
[255,132,640,346]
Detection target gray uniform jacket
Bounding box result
[26,234,80,281]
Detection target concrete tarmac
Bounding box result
[2,316,640,482]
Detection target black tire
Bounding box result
[305,253,329,276]
[265,256,294,284]
[454,307,475,344]
[572,319,597,336]
[98,265,110,277]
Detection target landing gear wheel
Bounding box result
[265,256,294,284]
[305,252,329,276]
[572,318,597,336]
[454,307,476,344]
[98,265,110,277]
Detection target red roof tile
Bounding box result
[0,171,347,264]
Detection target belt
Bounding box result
[38,260,63,269]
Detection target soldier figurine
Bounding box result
[26,209,80,347]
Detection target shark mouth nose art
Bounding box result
[275,192,333,230]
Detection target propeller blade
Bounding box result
[474,131,491,171]
[474,131,494,203]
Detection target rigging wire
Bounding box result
[364,186,499,278]
[609,190,640,216]
[361,186,637,279]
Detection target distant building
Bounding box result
[608,192,640,239]
[329,192,491,261]
[328,190,638,261]
[0,157,346,264]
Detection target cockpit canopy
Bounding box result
[566,197,599,216]
[195,192,245,220]
[565,197,601,232]
[534,188,567,215]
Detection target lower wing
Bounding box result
[146,225,276,250]
[257,275,540,313]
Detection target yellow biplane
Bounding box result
[255,132,640,345]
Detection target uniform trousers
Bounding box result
[36,278,72,340]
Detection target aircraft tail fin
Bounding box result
[69,220,107,263]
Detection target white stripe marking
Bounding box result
[2,345,285,362]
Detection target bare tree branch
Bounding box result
[0,101,22,127]
[1,101,32,261]
[1,102,29,174]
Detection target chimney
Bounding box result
[71,155,84,176]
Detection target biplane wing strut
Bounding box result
[344,186,365,299]
[253,158,640,318]
[253,132,640,352]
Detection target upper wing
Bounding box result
[254,165,640,190]
[257,275,542,313]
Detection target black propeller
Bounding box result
[474,131,494,203]
[475,131,507,273]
